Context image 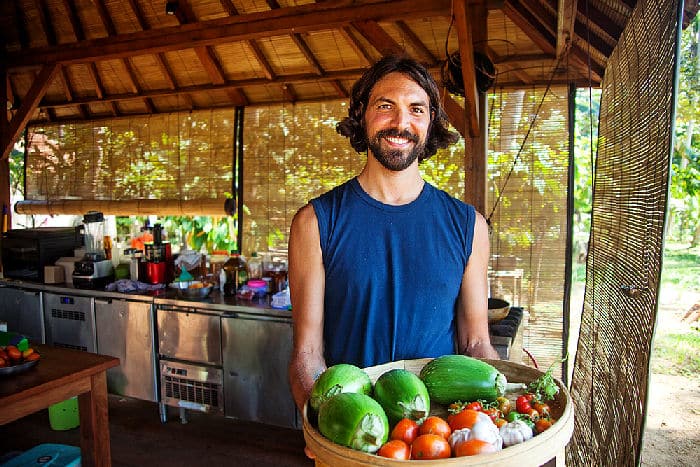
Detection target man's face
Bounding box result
[364,72,432,171]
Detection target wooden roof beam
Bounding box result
[11,0,30,49]
[7,0,452,69]
[37,67,438,110]
[267,0,325,76]
[340,26,374,65]
[556,0,577,59]
[453,0,480,137]
[34,0,57,45]
[396,21,438,64]
[2,63,59,160]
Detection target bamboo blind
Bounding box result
[486,85,570,376]
[568,0,681,464]
[23,109,235,215]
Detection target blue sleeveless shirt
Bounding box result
[310,177,476,368]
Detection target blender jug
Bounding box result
[82,211,106,260]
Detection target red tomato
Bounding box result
[0,348,8,360]
[411,434,451,460]
[448,409,488,432]
[535,417,554,433]
[496,396,512,416]
[0,356,7,368]
[454,438,498,457]
[465,401,483,411]
[390,418,419,445]
[533,402,551,417]
[516,394,535,414]
[377,439,410,460]
[418,416,452,440]
[482,407,502,422]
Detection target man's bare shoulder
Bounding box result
[292,203,317,226]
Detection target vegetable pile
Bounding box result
[309,355,561,460]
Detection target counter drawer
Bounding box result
[156,305,222,366]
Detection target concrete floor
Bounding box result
[0,395,313,467]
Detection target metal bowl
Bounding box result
[170,280,214,299]
[488,297,511,323]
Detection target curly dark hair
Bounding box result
[336,54,459,162]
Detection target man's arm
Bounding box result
[456,212,500,359]
[288,203,328,413]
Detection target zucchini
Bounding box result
[373,368,430,425]
[317,392,389,453]
[419,355,524,404]
[309,364,372,412]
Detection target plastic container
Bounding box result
[222,251,248,297]
[0,443,81,467]
[247,279,267,298]
[48,397,80,431]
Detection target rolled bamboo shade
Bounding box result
[24,109,235,216]
[14,198,229,216]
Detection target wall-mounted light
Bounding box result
[166,1,179,16]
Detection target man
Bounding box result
[287,55,499,414]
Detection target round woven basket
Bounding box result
[303,358,573,467]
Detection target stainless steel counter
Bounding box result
[0,278,292,319]
[0,278,298,428]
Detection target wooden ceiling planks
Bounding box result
[0,0,660,160]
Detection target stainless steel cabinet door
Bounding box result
[95,299,157,402]
[222,315,297,428]
[43,292,95,352]
[0,287,44,343]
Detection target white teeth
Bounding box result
[386,136,409,144]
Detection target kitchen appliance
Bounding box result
[73,212,114,289]
[43,292,96,352]
[156,304,224,421]
[143,224,172,284]
[1,227,79,282]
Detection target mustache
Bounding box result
[374,128,419,143]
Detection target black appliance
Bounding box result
[1,227,79,282]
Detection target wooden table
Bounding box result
[0,345,119,467]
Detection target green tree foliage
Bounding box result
[671,15,700,246]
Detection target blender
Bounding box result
[73,211,114,289]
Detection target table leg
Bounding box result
[78,372,112,467]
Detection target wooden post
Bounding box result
[464,1,488,215]
[0,61,11,230]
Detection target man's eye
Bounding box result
[412,107,426,114]
[378,103,392,110]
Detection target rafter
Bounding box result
[7,0,452,69]
[556,0,577,58]
[396,21,438,64]
[2,63,59,160]
[34,0,57,45]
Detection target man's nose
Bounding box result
[391,107,411,129]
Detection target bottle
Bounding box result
[222,251,248,297]
[247,252,263,280]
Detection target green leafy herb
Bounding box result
[527,355,567,401]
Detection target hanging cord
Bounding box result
[486,51,569,226]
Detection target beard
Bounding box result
[367,128,426,172]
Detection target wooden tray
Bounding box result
[303,358,573,466]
